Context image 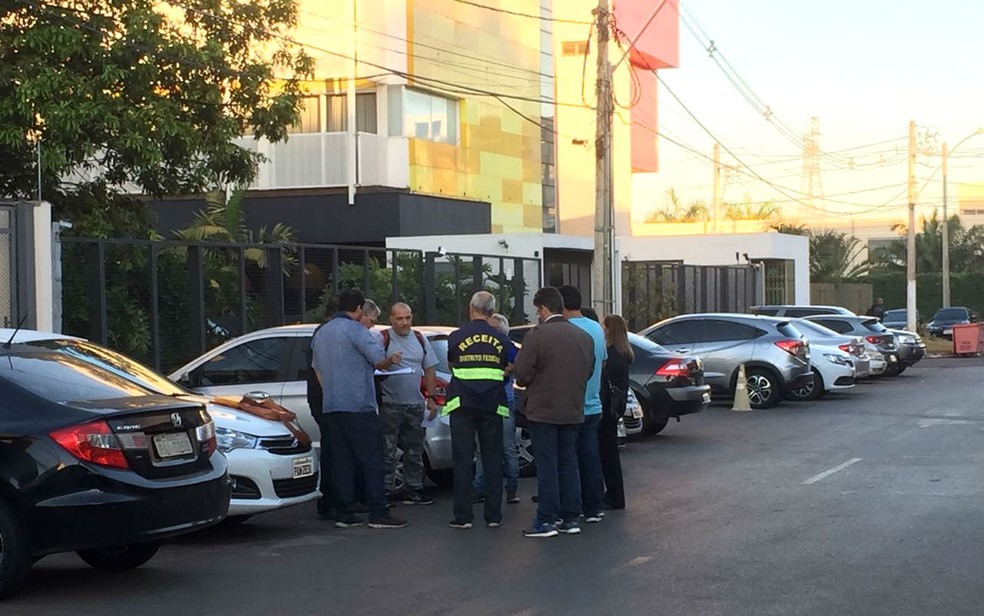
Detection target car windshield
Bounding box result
[933,308,968,321]
[883,309,906,320]
[428,337,450,374]
[23,339,189,397]
[863,319,888,333]
[628,332,667,354]
[776,322,805,339]
[0,350,152,402]
[793,319,840,338]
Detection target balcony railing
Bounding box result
[234,132,409,191]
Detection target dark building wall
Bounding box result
[148,190,492,245]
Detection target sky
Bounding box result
[635,0,984,229]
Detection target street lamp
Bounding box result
[941,127,984,307]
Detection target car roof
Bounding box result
[0,328,78,343]
[805,314,877,323]
[665,312,791,323]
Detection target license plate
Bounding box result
[944,328,953,335]
[702,392,711,403]
[292,456,314,478]
[631,407,644,419]
[153,432,194,458]
[888,355,897,363]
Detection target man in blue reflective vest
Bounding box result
[445,291,512,529]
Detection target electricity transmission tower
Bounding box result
[800,116,824,220]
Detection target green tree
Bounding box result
[645,188,710,223]
[809,230,868,282]
[0,0,312,212]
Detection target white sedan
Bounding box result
[787,343,856,401]
[2,330,319,521]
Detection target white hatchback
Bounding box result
[2,330,319,521]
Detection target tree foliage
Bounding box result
[0,0,312,204]
[808,230,868,282]
[869,212,984,275]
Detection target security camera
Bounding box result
[497,239,509,249]
[436,246,447,257]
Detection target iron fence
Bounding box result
[59,237,540,373]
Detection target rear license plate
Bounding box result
[631,407,644,419]
[702,392,711,403]
[293,456,314,478]
[888,355,898,363]
[943,328,953,335]
[153,432,194,458]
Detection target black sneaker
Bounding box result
[557,520,582,534]
[402,491,435,506]
[448,520,473,529]
[334,515,364,528]
[506,491,520,504]
[368,515,408,529]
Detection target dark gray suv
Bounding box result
[639,314,813,409]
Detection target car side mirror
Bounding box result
[182,366,205,388]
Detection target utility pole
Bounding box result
[941,142,951,307]
[591,0,614,315]
[712,143,721,233]
[906,120,917,332]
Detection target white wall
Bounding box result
[33,202,52,331]
[618,232,811,303]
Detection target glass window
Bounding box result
[812,319,852,334]
[197,337,290,386]
[933,308,969,321]
[863,319,888,333]
[627,333,667,355]
[701,320,761,342]
[776,322,805,339]
[0,351,150,402]
[647,321,702,345]
[287,97,321,134]
[403,89,458,144]
[428,337,450,374]
[327,95,346,132]
[326,93,378,133]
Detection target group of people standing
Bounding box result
[308,283,634,538]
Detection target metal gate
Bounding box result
[0,204,17,328]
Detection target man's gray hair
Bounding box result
[470,291,496,317]
[362,299,380,319]
[488,313,510,335]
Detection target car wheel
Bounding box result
[517,427,536,477]
[423,454,454,489]
[77,543,160,571]
[745,369,779,409]
[0,501,31,599]
[642,410,669,435]
[789,368,823,401]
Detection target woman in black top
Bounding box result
[600,314,632,510]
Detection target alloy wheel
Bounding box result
[746,374,774,406]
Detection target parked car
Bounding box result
[510,326,711,435]
[888,328,926,368]
[804,315,902,374]
[751,304,855,318]
[170,324,455,488]
[3,330,319,522]
[638,314,812,409]
[881,308,921,329]
[926,306,976,339]
[0,343,230,598]
[786,319,864,399]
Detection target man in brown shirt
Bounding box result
[513,287,594,538]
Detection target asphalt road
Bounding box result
[7,357,984,616]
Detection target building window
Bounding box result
[325,93,378,134]
[763,259,794,304]
[562,41,588,56]
[403,89,458,144]
[287,96,321,134]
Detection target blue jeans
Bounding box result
[473,407,519,494]
[528,420,581,525]
[326,412,387,521]
[577,413,604,517]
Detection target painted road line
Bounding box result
[802,458,863,485]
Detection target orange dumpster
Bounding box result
[952,323,984,355]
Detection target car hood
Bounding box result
[204,400,295,438]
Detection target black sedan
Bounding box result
[0,345,231,598]
[509,326,711,435]
[927,307,975,339]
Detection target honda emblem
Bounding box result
[171,412,183,427]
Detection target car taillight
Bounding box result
[196,420,217,457]
[50,420,129,469]
[865,335,882,344]
[775,339,804,356]
[421,377,449,407]
[838,344,851,353]
[656,360,690,378]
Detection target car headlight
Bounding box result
[215,426,259,452]
[824,353,853,367]
[899,335,915,344]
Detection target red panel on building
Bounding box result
[613,0,680,70]
[631,68,659,172]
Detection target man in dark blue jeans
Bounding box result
[559,285,607,523]
[513,287,594,538]
[311,288,408,530]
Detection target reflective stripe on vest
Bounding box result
[451,367,505,381]
[496,404,509,418]
[441,396,461,416]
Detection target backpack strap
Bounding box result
[414,330,426,356]
[382,328,426,357]
[382,328,391,352]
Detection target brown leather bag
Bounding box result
[213,395,312,448]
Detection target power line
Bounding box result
[451,0,592,25]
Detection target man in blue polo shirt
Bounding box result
[559,285,607,524]
[311,288,407,530]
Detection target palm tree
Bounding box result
[809,230,868,282]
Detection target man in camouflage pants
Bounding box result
[378,303,439,505]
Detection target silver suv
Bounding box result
[639,314,812,409]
